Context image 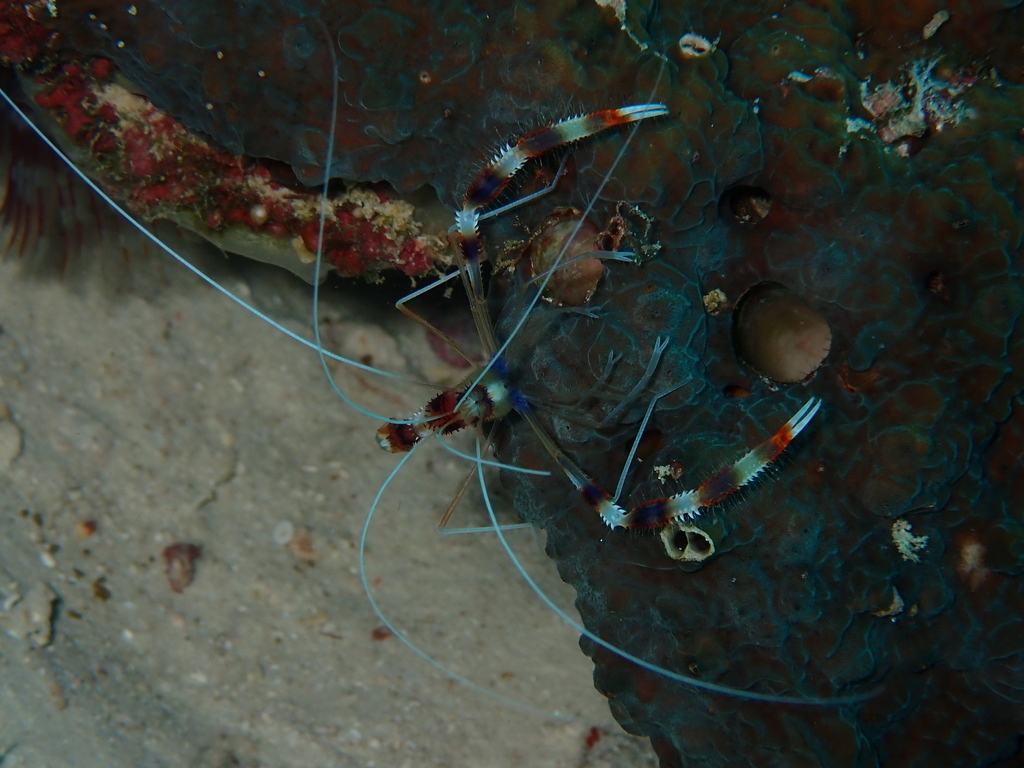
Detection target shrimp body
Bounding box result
[380,104,668,451]
[376,362,516,453]
[381,100,822,539]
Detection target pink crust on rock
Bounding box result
[298,207,436,278]
[0,2,56,66]
[23,45,445,279]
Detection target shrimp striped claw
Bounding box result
[380,103,667,455]
[455,104,669,294]
[565,398,823,530]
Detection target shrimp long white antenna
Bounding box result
[473,441,874,706]
[611,379,692,504]
[601,335,672,426]
[555,398,824,531]
[305,27,459,426]
[434,432,550,475]
[0,87,427,425]
[358,440,577,718]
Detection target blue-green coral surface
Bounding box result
[34,0,1024,765]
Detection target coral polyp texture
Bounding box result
[4,0,1024,765]
[495,2,1024,766]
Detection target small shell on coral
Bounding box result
[523,208,604,306]
[702,288,728,315]
[249,203,269,225]
[678,33,717,59]
[731,281,832,383]
[163,542,202,594]
[660,521,716,563]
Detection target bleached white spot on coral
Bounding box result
[272,521,295,546]
[922,10,950,40]
[846,117,874,134]
[858,58,975,148]
[892,519,928,562]
[871,587,905,620]
[292,236,315,265]
[594,0,626,22]
[594,0,667,59]
[653,462,684,484]
[678,33,718,59]
[957,534,990,591]
[249,203,269,226]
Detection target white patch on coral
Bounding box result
[845,117,874,134]
[957,535,990,591]
[594,0,626,23]
[653,462,684,484]
[922,10,950,40]
[892,519,929,562]
[871,587,905,620]
[858,58,975,147]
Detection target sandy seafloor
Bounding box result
[0,213,659,767]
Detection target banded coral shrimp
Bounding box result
[355,85,875,737]
[0,99,649,768]
[0,65,687,766]
[0,40,860,768]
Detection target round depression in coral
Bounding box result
[731,281,832,383]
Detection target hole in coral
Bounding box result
[718,185,772,227]
[635,428,665,463]
[671,530,689,552]
[926,270,951,302]
[686,530,712,553]
[731,281,832,384]
[723,383,751,398]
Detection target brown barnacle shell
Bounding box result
[163,542,202,593]
[731,281,832,384]
[522,208,604,306]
